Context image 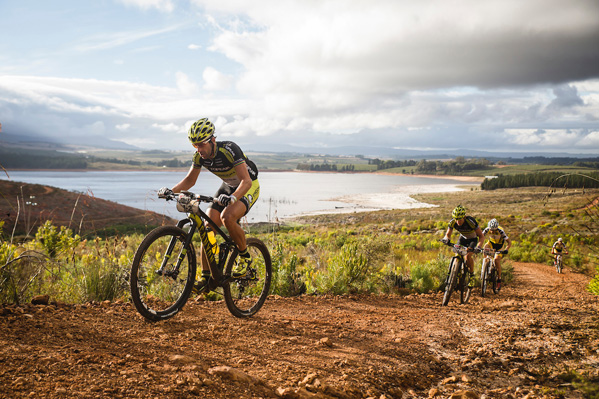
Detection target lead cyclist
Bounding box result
[158,118,260,291]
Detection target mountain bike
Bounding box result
[440,240,478,306]
[480,248,506,297]
[130,191,272,321]
[554,252,568,274]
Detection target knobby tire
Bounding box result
[459,266,472,304]
[490,267,498,294]
[556,256,563,274]
[481,258,489,297]
[130,226,196,322]
[442,258,459,306]
[223,237,272,318]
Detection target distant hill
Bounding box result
[0,180,175,238]
[245,145,595,160]
[0,129,138,151]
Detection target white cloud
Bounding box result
[175,72,199,96]
[116,123,130,131]
[152,122,181,132]
[202,67,233,91]
[577,130,599,147]
[117,0,174,13]
[188,44,202,50]
[73,25,181,52]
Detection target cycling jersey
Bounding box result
[192,141,258,187]
[553,241,567,252]
[482,226,509,247]
[448,216,479,239]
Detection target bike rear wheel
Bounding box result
[481,258,489,297]
[130,226,196,322]
[223,237,272,318]
[442,258,459,306]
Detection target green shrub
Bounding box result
[35,221,81,259]
[588,266,599,296]
[272,253,306,297]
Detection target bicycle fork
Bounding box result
[156,220,197,279]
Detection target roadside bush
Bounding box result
[271,242,306,297]
[588,266,599,296]
[35,221,81,259]
[408,253,448,293]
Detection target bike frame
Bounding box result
[168,206,237,289]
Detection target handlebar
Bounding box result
[439,239,482,256]
[158,190,216,214]
[159,190,215,204]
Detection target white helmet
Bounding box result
[558,237,563,242]
[488,218,499,230]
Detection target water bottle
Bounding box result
[207,229,219,256]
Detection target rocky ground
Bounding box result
[1,261,598,399]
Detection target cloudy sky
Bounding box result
[1,0,599,154]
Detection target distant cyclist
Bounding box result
[441,205,485,287]
[158,118,260,290]
[482,218,511,290]
[551,237,568,267]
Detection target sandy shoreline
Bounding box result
[287,181,479,219]
[375,172,485,182]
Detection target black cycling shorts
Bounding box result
[209,180,260,215]
[490,242,504,251]
[458,236,478,249]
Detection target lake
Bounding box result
[1,171,477,223]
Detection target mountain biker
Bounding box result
[482,218,511,291]
[551,237,568,267]
[158,118,260,290]
[441,205,485,287]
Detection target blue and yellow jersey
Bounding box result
[448,216,479,239]
[482,226,509,246]
[193,141,258,187]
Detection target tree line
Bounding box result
[369,156,491,174]
[0,148,188,169]
[481,172,599,190]
[296,163,356,172]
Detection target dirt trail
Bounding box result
[1,262,598,399]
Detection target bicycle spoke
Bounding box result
[223,238,272,318]
[130,226,196,322]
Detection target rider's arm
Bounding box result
[230,162,252,200]
[505,236,512,250]
[172,165,201,193]
[475,227,485,249]
[443,227,453,241]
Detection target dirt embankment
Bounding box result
[1,262,597,399]
[0,180,173,236]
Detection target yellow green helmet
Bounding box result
[188,118,215,144]
[452,205,466,219]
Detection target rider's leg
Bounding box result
[495,254,502,277]
[466,253,475,274]
[201,208,224,273]
[220,201,248,252]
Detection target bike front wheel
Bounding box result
[459,267,472,304]
[481,259,489,297]
[442,258,459,306]
[223,237,272,318]
[130,226,196,322]
[556,256,563,273]
[490,267,498,294]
